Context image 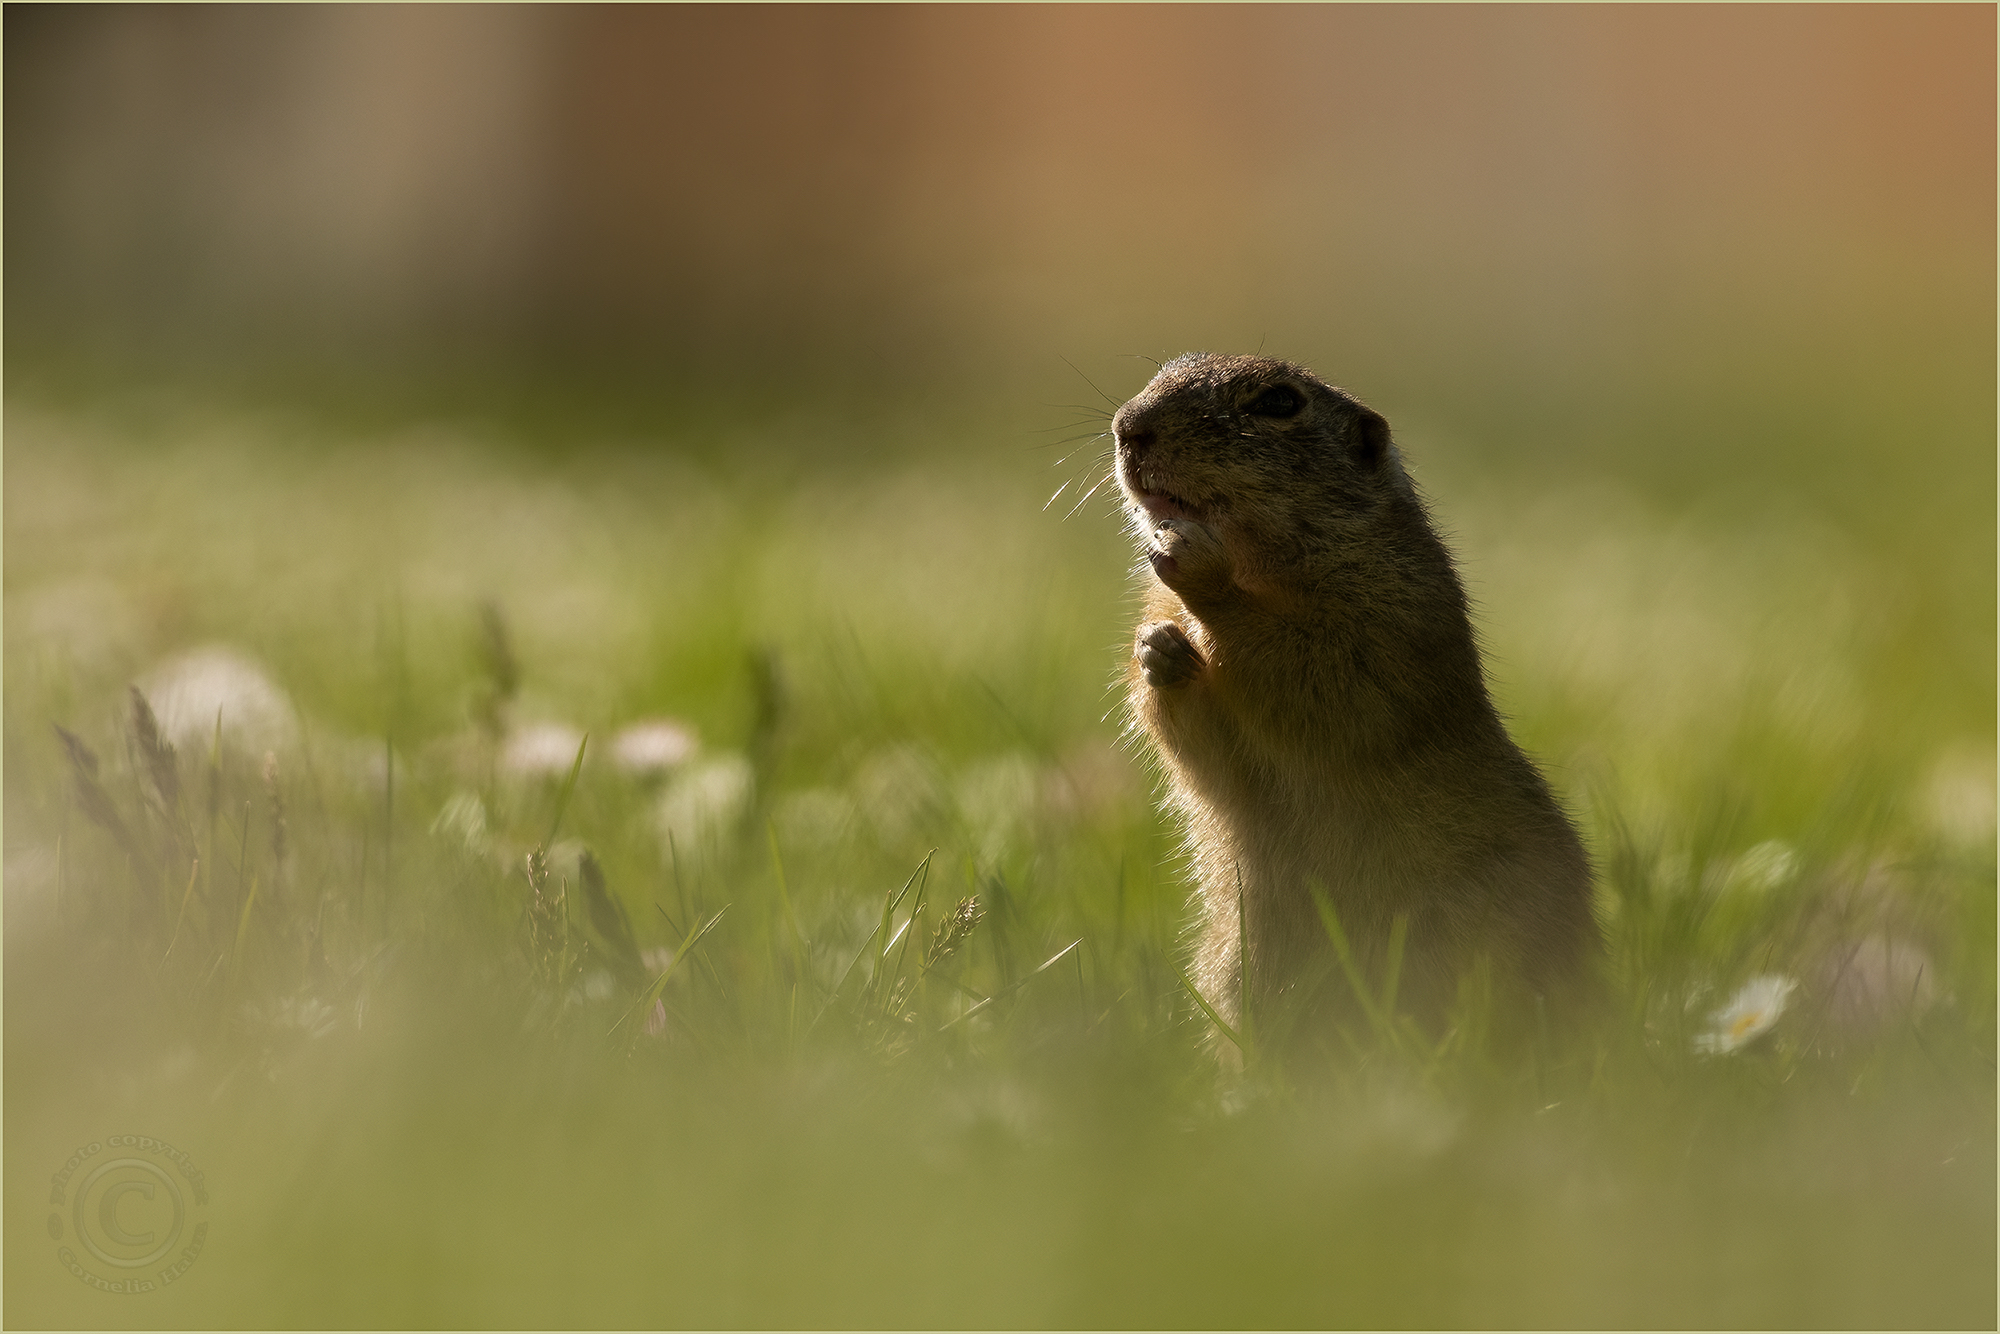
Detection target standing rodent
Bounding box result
[1115,353,1597,1036]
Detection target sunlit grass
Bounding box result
[5,391,1992,1328]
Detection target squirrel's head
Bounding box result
[1113,353,1411,580]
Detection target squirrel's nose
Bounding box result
[1112,404,1155,453]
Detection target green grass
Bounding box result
[5,386,1992,1328]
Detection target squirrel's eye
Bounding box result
[1247,386,1303,418]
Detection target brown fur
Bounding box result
[1115,353,1597,1033]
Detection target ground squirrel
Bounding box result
[1116,353,1597,1037]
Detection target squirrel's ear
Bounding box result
[1354,409,1390,470]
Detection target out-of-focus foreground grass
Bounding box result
[4,380,1992,1329]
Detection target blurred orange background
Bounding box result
[8,4,1990,395]
[10,5,1992,603]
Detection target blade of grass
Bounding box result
[878,852,933,1015]
[1174,963,1245,1055]
[865,848,931,1005]
[542,733,589,852]
[942,939,1081,1029]
[162,856,200,963]
[610,904,731,1037]
[1381,913,1408,1020]
[810,849,936,1031]
[765,820,809,1005]
[656,899,730,999]
[228,873,260,986]
[1311,884,1391,1036]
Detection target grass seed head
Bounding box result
[54,721,100,779]
[925,895,985,969]
[524,847,570,985]
[53,723,142,859]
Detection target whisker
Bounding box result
[1060,355,1121,410]
[1028,435,1109,457]
[1049,435,1113,469]
[1064,471,1116,521]
[1029,423,1112,441]
[1034,434,1113,465]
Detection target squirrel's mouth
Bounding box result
[1119,461,1212,524]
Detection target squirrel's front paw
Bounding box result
[1147,518,1230,594]
[1136,620,1204,689]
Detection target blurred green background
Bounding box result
[5,6,1993,1328]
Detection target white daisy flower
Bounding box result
[610,718,698,775]
[140,646,296,752]
[1693,974,1797,1054]
[655,753,753,853]
[501,721,585,777]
